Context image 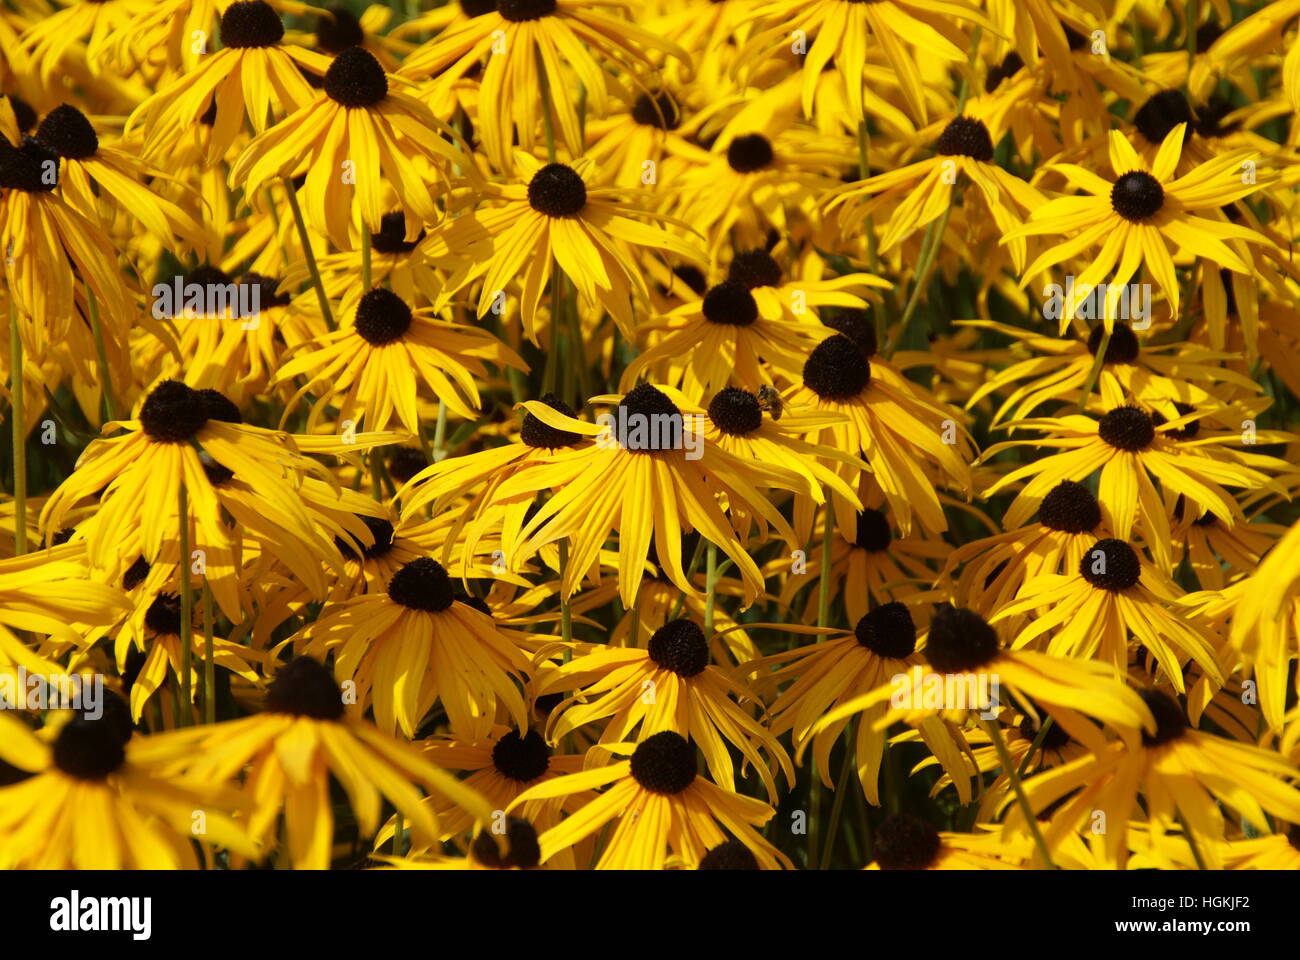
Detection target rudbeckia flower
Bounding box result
[425,152,705,343]
[129,2,328,165]
[785,333,975,536]
[828,110,1044,271]
[0,135,134,346]
[991,537,1224,694]
[486,385,801,608]
[750,602,923,805]
[272,286,527,434]
[621,248,889,399]
[865,813,1022,870]
[0,704,257,869]
[738,0,991,123]
[980,403,1276,571]
[299,556,533,738]
[40,380,340,607]
[397,0,688,168]
[536,618,794,801]
[812,604,1158,797]
[1011,689,1300,869]
[231,45,468,248]
[379,816,547,870]
[509,731,793,869]
[135,657,493,869]
[1008,124,1276,330]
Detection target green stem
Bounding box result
[284,179,334,330]
[704,542,718,638]
[982,717,1057,868]
[432,400,448,462]
[819,737,855,869]
[1016,717,1055,778]
[178,484,193,728]
[202,580,216,725]
[1076,328,1109,413]
[817,497,834,628]
[1176,808,1207,870]
[85,285,117,423]
[8,303,26,556]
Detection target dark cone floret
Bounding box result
[804,334,871,400]
[354,287,413,344]
[631,90,680,130]
[1086,322,1139,364]
[220,0,285,48]
[1287,823,1300,853]
[699,839,759,870]
[873,812,941,870]
[266,656,346,720]
[315,5,365,53]
[1037,480,1102,533]
[370,212,424,253]
[1152,402,1199,441]
[1018,715,1071,752]
[139,379,208,442]
[727,133,774,173]
[702,281,758,326]
[52,716,126,781]
[527,162,587,217]
[387,557,455,612]
[823,308,877,357]
[491,729,551,782]
[1138,689,1188,747]
[707,387,763,436]
[855,509,892,552]
[122,555,151,592]
[647,618,710,677]
[144,593,182,635]
[925,604,1000,674]
[238,272,291,312]
[854,602,917,659]
[6,95,36,133]
[387,446,428,483]
[1134,89,1193,145]
[498,0,555,20]
[1110,171,1164,221]
[462,0,498,16]
[196,388,242,424]
[199,450,235,487]
[98,689,135,746]
[35,104,98,159]
[520,393,583,448]
[324,46,388,107]
[1098,404,1155,450]
[472,818,541,868]
[629,731,697,795]
[672,265,707,295]
[1194,95,1240,139]
[338,515,395,560]
[1080,538,1141,591]
[615,383,684,451]
[934,115,994,162]
[0,135,59,192]
[727,250,782,289]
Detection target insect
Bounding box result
[756,384,784,421]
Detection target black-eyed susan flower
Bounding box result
[1008,124,1276,330]
[509,731,792,869]
[865,812,1022,870]
[272,287,527,434]
[231,45,468,248]
[135,657,493,869]
[425,152,705,343]
[537,618,794,801]
[0,703,257,869]
[299,556,532,738]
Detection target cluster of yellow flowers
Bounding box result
[2,0,1300,872]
